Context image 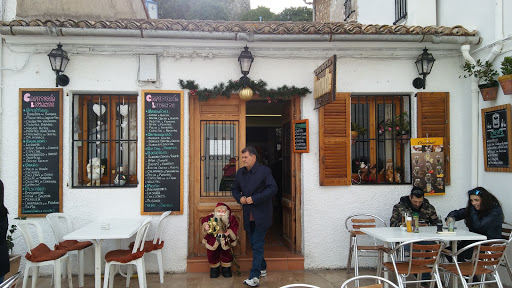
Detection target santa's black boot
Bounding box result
[221,266,232,278]
[210,266,220,278]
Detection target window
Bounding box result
[72,94,138,187]
[344,0,355,21]
[351,95,411,184]
[200,120,238,197]
[393,0,407,24]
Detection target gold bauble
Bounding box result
[239,87,253,101]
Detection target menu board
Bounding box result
[411,137,445,195]
[141,90,184,214]
[292,119,309,153]
[18,88,63,217]
[482,104,512,172]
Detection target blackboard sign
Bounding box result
[293,119,309,153]
[141,90,184,214]
[481,104,512,172]
[19,88,63,217]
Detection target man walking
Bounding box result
[232,146,277,287]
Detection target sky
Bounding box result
[250,0,309,13]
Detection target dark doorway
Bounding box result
[246,100,289,249]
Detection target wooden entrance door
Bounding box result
[280,97,302,252]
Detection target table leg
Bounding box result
[92,239,103,288]
[452,240,458,288]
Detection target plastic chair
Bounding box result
[499,222,512,281]
[46,213,93,287]
[440,239,508,288]
[0,271,22,288]
[16,220,72,288]
[345,214,386,286]
[377,238,445,288]
[128,211,171,283]
[103,218,151,288]
[146,211,171,283]
[341,275,400,288]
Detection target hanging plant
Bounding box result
[178,78,311,102]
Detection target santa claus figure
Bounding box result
[201,203,238,278]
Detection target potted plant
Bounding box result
[351,122,367,140]
[379,112,410,142]
[498,56,512,95]
[461,59,499,101]
[5,217,24,280]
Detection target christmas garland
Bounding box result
[178,78,311,102]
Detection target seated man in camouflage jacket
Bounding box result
[390,187,438,227]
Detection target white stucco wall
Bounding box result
[0,33,509,279]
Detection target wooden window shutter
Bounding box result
[319,92,351,186]
[417,92,450,185]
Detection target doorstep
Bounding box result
[187,247,304,272]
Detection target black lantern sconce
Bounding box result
[412,47,435,89]
[237,46,255,101]
[48,43,70,87]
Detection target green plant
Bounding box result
[351,122,367,136]
[6,216,26,255]
[461,59,499,87]
[501,56,512,76]
[379,112,410,136]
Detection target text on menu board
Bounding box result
[482,104,511,172]
[142,90,184,214]
[19,89,63,216]
[293,119,309,153]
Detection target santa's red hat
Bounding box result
[215,202,231,214]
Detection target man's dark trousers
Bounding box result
[248,221,267,279]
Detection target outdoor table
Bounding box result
[63,218,144,288]
[360,226,486,288]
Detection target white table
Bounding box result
[360,226,486,288]
[63,218,144,288]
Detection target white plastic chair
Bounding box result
[46,213,92,287]
[16,220,72,288]
[280,284,321,288]
[341,275,400,288]
[103,218,151,288]
[146,211,171,283]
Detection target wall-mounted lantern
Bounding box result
[48,43,70,87]
[412,47,435,89]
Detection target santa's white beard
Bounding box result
[214,214,229,226]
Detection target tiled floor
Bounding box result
[21,268,379,288]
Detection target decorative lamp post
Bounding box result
[48,43,70,87]
[412,47,435,89]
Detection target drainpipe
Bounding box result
[303,0,315,22]
[461,0,503,188]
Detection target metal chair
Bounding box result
[440,239,508,288]
[499,222,512,281]
[46,213,93,287]
[279,284,321,288]
[0,271,22,288]
[16,220,72,288]
[345,214,386,286]
[341,275,399,288]
[377,238,445,288]
[103,218,151,288]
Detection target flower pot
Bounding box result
[478,83,499,101]
[498,74,512,95]
[351,131,358,144]
[4,254,21,280]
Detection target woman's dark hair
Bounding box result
[464,186,502,228]
[0,180,8,217]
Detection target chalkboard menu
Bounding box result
[19,88,63,217]
[481,104,512,172]
[293,119,309,153]
[141,90,184,214]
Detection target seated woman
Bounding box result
[446,186,503,260]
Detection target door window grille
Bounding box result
[72,94,138,187]
[351,95,411,184]
[201,120,238,197]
